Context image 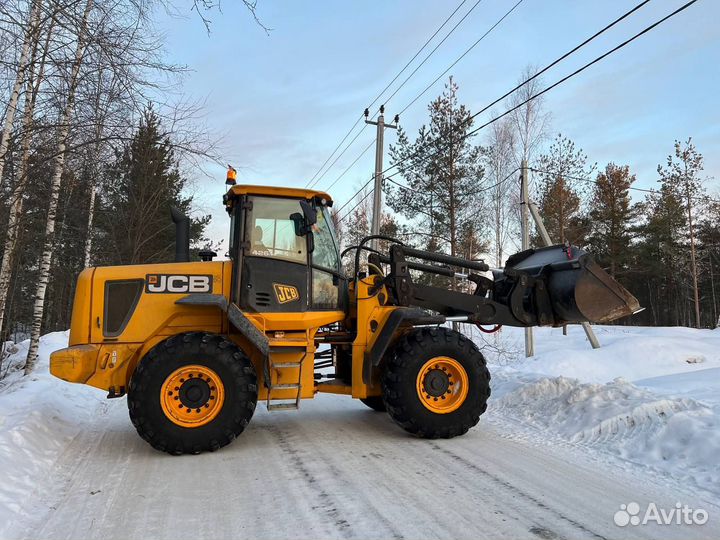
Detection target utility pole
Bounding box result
[365,106,398,250]
[528,199,601,349]
[520,160,534,357]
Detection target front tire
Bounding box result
[128,332,257,455]
[381,327,490,439]
[360,396,387,412]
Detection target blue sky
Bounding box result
[155,0,720,247]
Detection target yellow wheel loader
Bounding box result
[50,180,639,454]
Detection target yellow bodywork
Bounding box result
[50,183,397,403]
[49,262,392,401]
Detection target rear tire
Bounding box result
[381,327,490,439]
[128,332,257,455]
[360,396,386,412]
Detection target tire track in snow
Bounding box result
[260,421,404,539]
[428,442,608,540]
[261,423,352,537]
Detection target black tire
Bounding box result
[360,396,387,412]
[381,327,490,439]
[128,332,257,455]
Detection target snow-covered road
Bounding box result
[10,394,719,540]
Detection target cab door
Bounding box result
[238,195,310,312]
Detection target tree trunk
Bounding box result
[0,0,41,185]
[711,254,717,326]
[686,186,701,328]
[25,0,94,374]
[83,67,111,268]
[0,7,53,344]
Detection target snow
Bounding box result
[0,332,104,537]
[1,325,719,539]
[476,325,720,499]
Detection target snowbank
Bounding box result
[0,332,103,537]
[475,324,720,383]
[491,373,720,495]
[478,325,720,497]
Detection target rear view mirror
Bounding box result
[289,212,315,254]
[290,212,306,237]
[299,200,317,227]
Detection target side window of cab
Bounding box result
[311,207,342,310]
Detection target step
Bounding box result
[272,362,301,368]
[268,339,308,348]
[266,402,299,411]
[269,383,300,390]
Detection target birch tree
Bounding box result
[25,0,94,372]
[507,65,550,166]
[0,0,41,185]
[483,118,516,267]
[0,0,50,347]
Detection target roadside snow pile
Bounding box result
[480,325,720,497]
[475,324,720,382]
[0,332,102,537]
[492,373,720,495]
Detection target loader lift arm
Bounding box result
[351,235,639,330]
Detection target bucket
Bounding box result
[504,245,640,325]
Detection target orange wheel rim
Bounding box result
[160,365,225,428]
[416,356,469,414]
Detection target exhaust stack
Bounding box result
[170,206,190,262]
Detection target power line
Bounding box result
[466,0,700,134]
[338,186,374,223]
[335,176,374,218]
[386,166,521,196]
[468,0,652,121]
[305,0,472,189]
[377,0,487,113]
[381,0,700,179]
[399,0,525,116]
[324,138,376,193]
[336,165,409,222]
[529,167,719,205]
[337,0,700,224]
[306,116,365,188]
[366,0,470,114]
[308,124,368,189]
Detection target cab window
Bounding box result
[247,196,307,264]
[311,207,342,309]
[312,208,340,271]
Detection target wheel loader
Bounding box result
[50,175,640,454]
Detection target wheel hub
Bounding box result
[423,369,450,397]
[178,377,211,409]
[416,356,469,414]
[160,365,225,428]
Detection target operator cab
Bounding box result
[223,185,346,313]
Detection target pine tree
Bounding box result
[386,78,486,281]
[535,134,594,245]
[587,163,637,278]
[95,108,209,265]
[632,186,687,325]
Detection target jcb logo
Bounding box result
[273,283,299,304]
[146,274,212,294]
